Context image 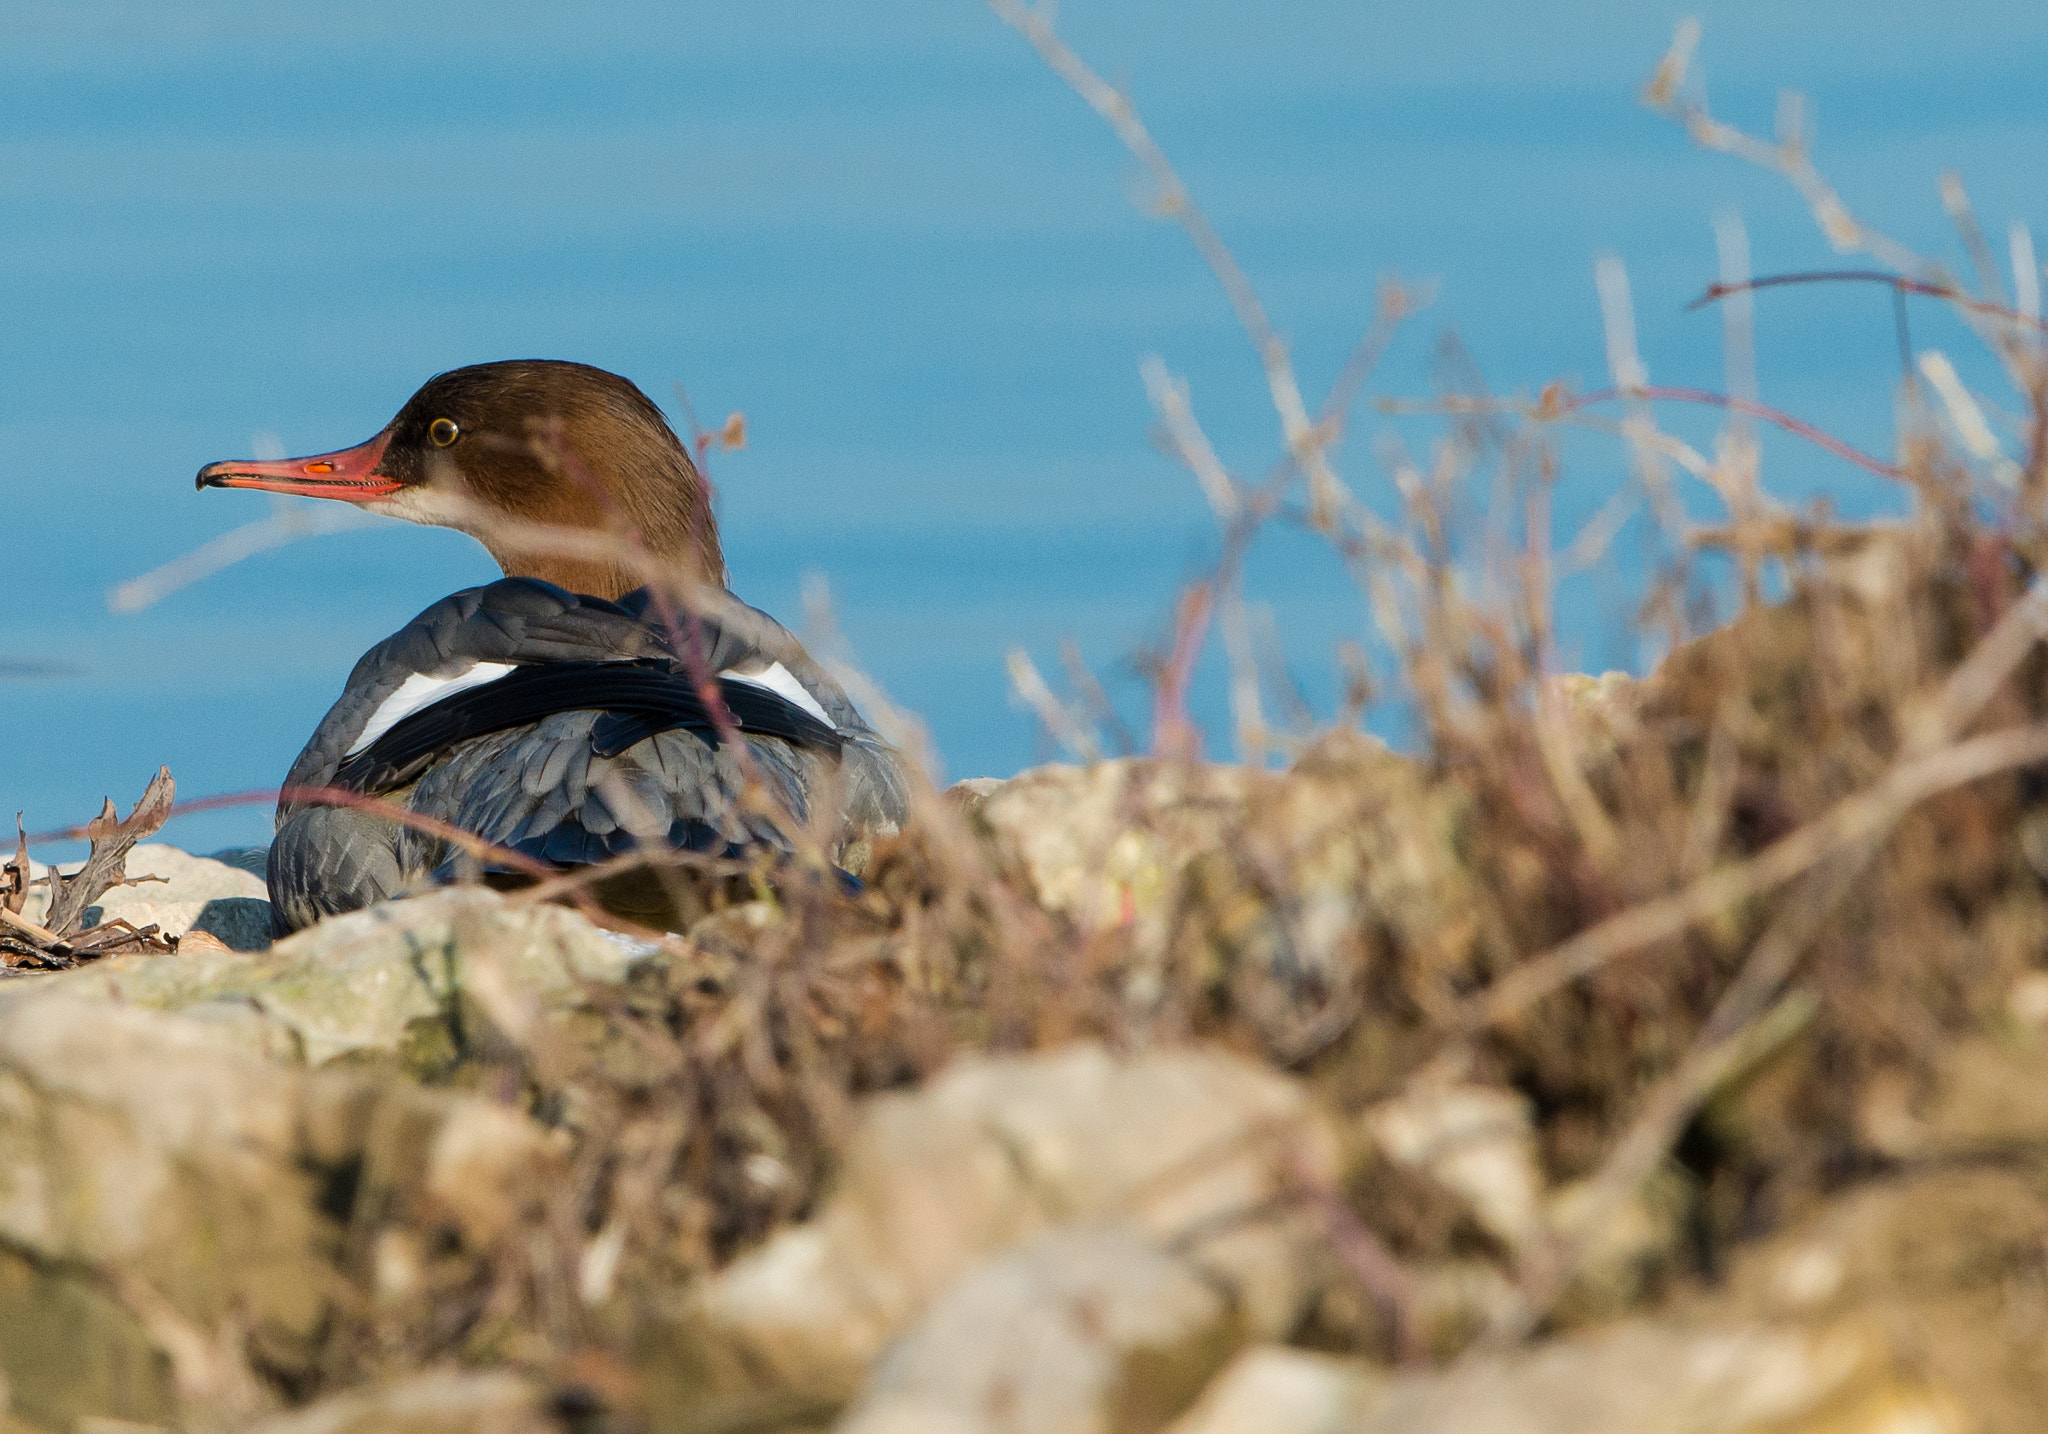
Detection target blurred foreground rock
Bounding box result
[3,711,2048,1433]
[1186,1319,1960,1434]
[655,1042,1337,1431]
[236,1370,555,1434]
[839,1225,1243,1434]
[1158,1322,1958,1434]
[0,988,560,1433]
[1161,1347,1385,1434]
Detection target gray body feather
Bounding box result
[268,577,909,934]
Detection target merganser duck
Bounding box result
[196,360,910,934]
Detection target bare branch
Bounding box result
[109,503,379,613]
[989,0,1355,522]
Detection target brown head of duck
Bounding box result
[197,359,724,599]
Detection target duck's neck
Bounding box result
[488,525,726,602]
[497,553,655,603]
[479,458,727,602]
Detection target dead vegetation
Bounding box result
[9,14,2048,1434]
[2,768,184,968]
[243,14,2048,1419]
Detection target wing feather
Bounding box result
[330,660,841,797]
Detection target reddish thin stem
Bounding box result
[1563,385,1900,481]
[26,785,556,882]
[1690,269,2048,335]
[1150,582,1213,760]
[28,784,683,935]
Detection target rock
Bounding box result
[0,994,329,1430]
[5,887,660,1068]
[654,1043,1337,1427]
[1160,1347,1384,1434]
[968,743,1480,1061]
[1347,1317,1959,1434]
[19,843,274,951]
[116,844,268,906]
[1545,1167,1689,1325]
[972,760,1260,962]
[187,896,274,951]
[31,843,272,941]
[235,1369,555,1434]
[1404,1260,1521,1358]
[1364,1083,1545,1257]
[0,991,563,1433]
[836,1225,1243,1434]
[1725,1166,2048,1431]
[1358,1080,1687,1327]
[1880,1028,2048,1158]
[97,895,272,952]
[0,1246,186,1434]
[1738,1167,2048,1321]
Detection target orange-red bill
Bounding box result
[195,430,399,500]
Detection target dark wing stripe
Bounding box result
[587,679,837,760]
[331,660,842,796]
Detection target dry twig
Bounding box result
[41,768,176,936]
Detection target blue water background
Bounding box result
[3,1,2045,854]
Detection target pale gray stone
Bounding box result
[188,896,274,951]
[23,842,274,946]
[1162,1347,1385,1434]
[660,1044,1337,1421]
[837,1225,1242,1434]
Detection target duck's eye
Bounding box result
[429,418,460,448]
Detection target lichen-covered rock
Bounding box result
[5,887,658,1068]
[971,760,1261,960]
[0,994,330,1429]
[836,1225,1244,1434]
[0,992,562,1433]
[651,1043,1338,1428]
[1725,1166,2048,1432]
[968,742,1479,1063]
[971,743,1477,977]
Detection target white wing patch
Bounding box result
[346,661,518,756]
[719,661,835,729]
